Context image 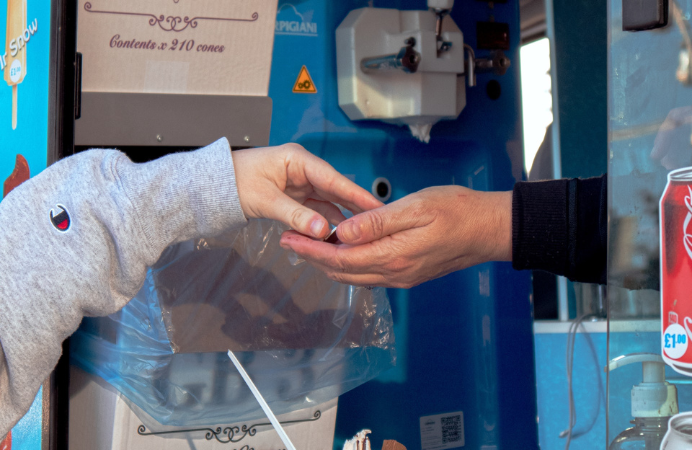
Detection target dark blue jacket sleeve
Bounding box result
[512,174,607,285]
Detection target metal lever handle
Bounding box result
[361,42,421,74]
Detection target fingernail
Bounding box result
[340,220,360,241]
[311,219,325,237]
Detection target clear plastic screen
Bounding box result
[607,0,692,448]
[70,219,396,427]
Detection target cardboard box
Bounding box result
[77,0,277,95]
[69,367,338,450]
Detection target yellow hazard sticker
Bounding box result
[292,65,317,93]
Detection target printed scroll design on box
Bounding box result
[83,2,259,32]
[136,410,321,443]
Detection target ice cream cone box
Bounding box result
[69,366,338,450]
[76,0,277,96]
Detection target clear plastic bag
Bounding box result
[70,219,395,426]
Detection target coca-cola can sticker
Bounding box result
[660,167,692,375]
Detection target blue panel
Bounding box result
[607,331,692,445]
[552,0,608,179]
[11,386,42,450]
[535,329,692,449]
[0,1,53,446]
[534,331,607,450]
[268,1,536,449]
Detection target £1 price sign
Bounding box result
[664,324,689,360]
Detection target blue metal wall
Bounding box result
[268,1,537,448]
[534,330,607,449]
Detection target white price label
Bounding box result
[9,59,21,83]
[663,323,688,360]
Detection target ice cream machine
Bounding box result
[335,0,510,143]
[272,1,534,449]
[64,0,537,449]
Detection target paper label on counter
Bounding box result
[420,411,465,450]
[77,0,277,95]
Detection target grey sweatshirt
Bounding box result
[0,138,247,437]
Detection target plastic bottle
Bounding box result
[607,353,678,450]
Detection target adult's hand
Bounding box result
[651,106,692,170]
[279,185,512,289]
[232,143,382,238]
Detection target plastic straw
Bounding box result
[227,350,297,450]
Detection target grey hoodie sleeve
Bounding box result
[0,137,247,437]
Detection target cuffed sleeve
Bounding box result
[512,174,607,285]
[0,138,247,438]
[118,137,247,263]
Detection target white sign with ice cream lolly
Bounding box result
[77,0,278,96]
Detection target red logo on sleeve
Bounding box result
[49,205,71,232]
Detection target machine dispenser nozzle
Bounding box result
[336,3,466,143]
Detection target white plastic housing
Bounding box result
[631,381,678,418]
[336,8,466,142]
[607,353,679,418]
[427,0,455,10]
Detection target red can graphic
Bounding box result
[661,168,692,375]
